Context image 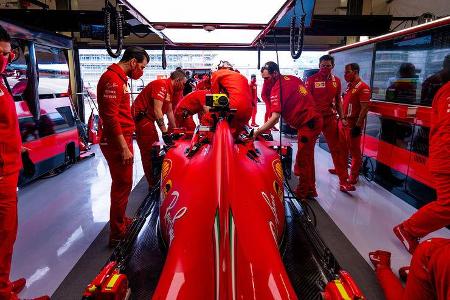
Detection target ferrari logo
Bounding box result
[298,85,308,96]
[284,76,291,80]
[332,81,337,88]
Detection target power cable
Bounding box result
[104,0,124,58]
[289,0,306,59]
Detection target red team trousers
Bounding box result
[321,115,349,184]
[295,117,323,196]
[0,173,19,300]
[403,172,450,238]
[135,119,159,188]
[100,136,133,239]
[340,120,362,180]
[376,238,450,300]
[251,105,257,124]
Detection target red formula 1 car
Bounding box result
[83,95,364,300]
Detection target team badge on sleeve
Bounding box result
[298,85,308,96]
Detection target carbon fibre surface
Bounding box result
[125,200,165,300]
[282,201,329,300]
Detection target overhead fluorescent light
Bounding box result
[162,28,262,44]
[126,0,288,24]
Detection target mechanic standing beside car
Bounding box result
[131,69,186,188]
[97,46,148,247]
[393,80,450,254]
[254,61,322,199]
[0,25,50,300]
[306,55,354,193]
[340,63,371,188]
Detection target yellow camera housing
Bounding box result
[205,94,229,108]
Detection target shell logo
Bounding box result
[272,159,283,183]
[161,159,172,181]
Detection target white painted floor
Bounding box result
[11,142,144,298]
[10,103,450,298]
[311,146,450,272]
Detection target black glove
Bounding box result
[248,129,254,138]
[351,126,361,137]
[162,132,174,146]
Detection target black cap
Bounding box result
[261,61,279,74]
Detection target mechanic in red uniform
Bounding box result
[254,61,322,199]
[249,74,259,127]
[369,238,450,300]
[260,68,278,131]
[97,46,148,247]
[211,61,252,132]
[306,55,354,192]
[174,89,211,131]
[132,69,186,187]
[0,26,49,300]
[393,80,450,254]
[341,63,371,186]
[195,74,211,91]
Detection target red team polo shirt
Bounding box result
[211,68,253,115]
[97,63,135,138]
[343,79,371,121]
[306,73,341,116]
[428,81,450,173]
[261,79,273,104]
[196,77,211,91]
[269,75,318,129]
[175,89,209,115]
[132,78,174,121]
[0,81,21,176]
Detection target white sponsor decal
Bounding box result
[164,191,187,245]
[262,192,280,241]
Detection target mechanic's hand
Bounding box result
[351,126,361,137]
[121,147,134,165]
[341,118,348,127]
[162,132,174,146]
